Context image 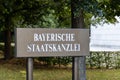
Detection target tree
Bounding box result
[71,0,86,80]
[76,0,120,26]
[0,0,71,60]
[71,0,120,80]
[0,0,55,59]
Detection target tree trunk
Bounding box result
[4,29,11,60]
[71,11,85,28]
[4,16,12,60]
[71,0,86,80]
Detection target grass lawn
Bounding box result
[0,63,72,80]
[87,69,120,80]
[1,63,120,80]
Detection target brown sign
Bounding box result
[15,28,89,57]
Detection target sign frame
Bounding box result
[15,28,89,57]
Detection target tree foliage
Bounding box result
[0,0,71,29]
[0,0,120,59]
[1,0,119,30]
[73,0,120,27]
[0,0,71,59]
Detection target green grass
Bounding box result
[0,69,25,80]
[34,69,72,80]
[87,69,120,80]
[0,64,72,80]
[1,64,120,80]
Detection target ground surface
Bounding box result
[0,60,120,80]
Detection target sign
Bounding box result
[15,28,89,57]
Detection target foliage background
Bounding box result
[0,0,120,68]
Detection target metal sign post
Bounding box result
[26,58,33,80]
[72,56,86,80]
[79,56,86,80]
